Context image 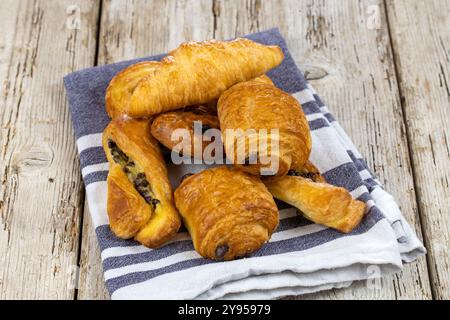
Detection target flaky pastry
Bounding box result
[125,38,284,117]
[103,118,181,247]
[105,61,160,119]
[218,79,311,176]
[174,166,279,260]
[264,170,365,233]
[150,106,220,160]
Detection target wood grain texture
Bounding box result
[76,0,214,299]
[386,0,450,300]
[0,0,99,298]
[212,0,431,299]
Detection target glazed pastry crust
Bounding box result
[128,38,284,117]
[288,160,326,183]
[150,107,220,159]
[106,164,152,238]
[103,118,181,248]
[264,175,365,233]
[174,166,279,260]
[105,61,160,119]
[218,79,311,176]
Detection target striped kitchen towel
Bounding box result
[64,28,425,299]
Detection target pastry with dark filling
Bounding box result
[150,106,220,160]
[174,166,279,260]
[218,78,311,176]
[264,161,365,233]
[103,118,181,248]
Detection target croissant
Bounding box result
[125,38,284,117]
[103,118,181,248]
[264,172,366,233]
[150,106,220,160]
[174,166,279,260]
[218,79,311,176]
[105,61,160,119]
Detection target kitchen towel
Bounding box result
[64,28,425,299]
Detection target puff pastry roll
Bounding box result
[105,61,160,119]
[126,38,284,117]
[150,105,220,160]
[264,173,365,233]
[218,79,311,176]
[103,118,181,248]
[174,166,279,260]
[287,160,326,183]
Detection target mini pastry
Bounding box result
[218,79,311,176]
[103,118,181,248]
[151,106,220,160]
[264,171,365,233]
[126,38,284,117]
[174,166,279,260]
[105,61,160,119]
[286,160,326,183]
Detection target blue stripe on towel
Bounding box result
[101,215,314,271]
[104,206,384,293]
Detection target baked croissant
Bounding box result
[264,171,365,233]
[218,79,311,176]
[126,38,284,117]
[150,106,220,160]
[103,118,181,248]
[105,61,160,119]
[174,166,279,260]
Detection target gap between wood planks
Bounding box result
[382,0,436,300]
[73,0,104,301]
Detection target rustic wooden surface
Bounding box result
[0,0,448,299]
[0,0,99,299]
[385,0,450,299]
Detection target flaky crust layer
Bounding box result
[264,175,366,233]
[174,166,279,260]
[106,164,152,238]
[218,79,312,176]
[127,38,284,117]
[103,118,181,248]
[105,61,160,119]
[150,107,220,159]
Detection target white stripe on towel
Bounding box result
[77,133,103,153]
[103,223,327,281]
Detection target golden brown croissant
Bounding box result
[126,39,284,117]
[103,118,181,248]
[264,173,365,233]
[105,61,160,119]
[150,106,220,160]
[174,166,279,260]
[218,79,311,176]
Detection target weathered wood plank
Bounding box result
[385,0,450,299]
[0,0,99,299]
[212,0,431,299]
[77,0,214,299]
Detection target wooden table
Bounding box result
[0,0,448,300]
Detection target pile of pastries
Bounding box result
[102,38,365,261]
